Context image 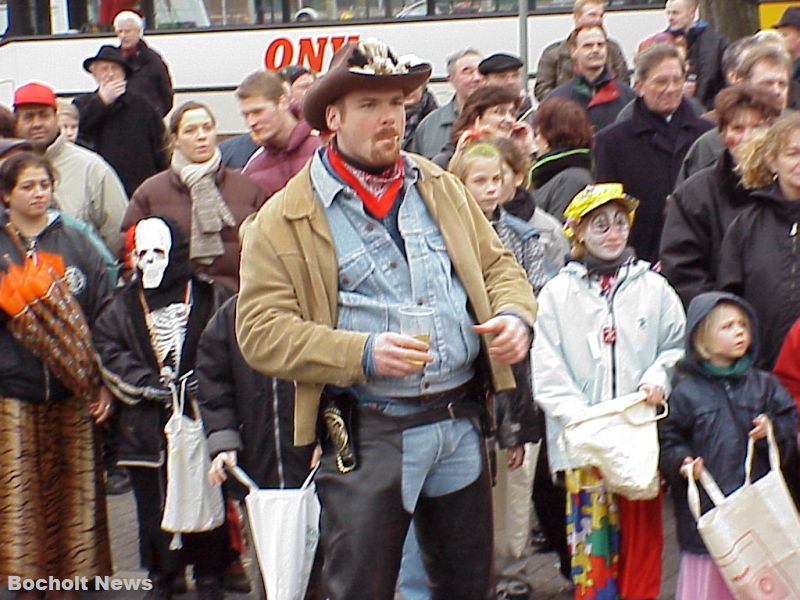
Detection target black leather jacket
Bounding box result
[0,212,112,402]
[94,275,228,466]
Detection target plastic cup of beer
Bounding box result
[399,305,434,365]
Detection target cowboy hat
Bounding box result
[302,39,431,132]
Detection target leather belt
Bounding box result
[394,377,477,405]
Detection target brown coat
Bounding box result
[121,167,266,291]
[236,155,538,445]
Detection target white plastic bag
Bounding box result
[231,465,320,600]
[563,391,665,500]
[687,419,800,599]
[161,375,225,542]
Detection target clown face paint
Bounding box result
[134,218,172,289]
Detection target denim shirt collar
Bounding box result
[310,145,422,209]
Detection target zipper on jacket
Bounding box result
[605,262,631,399]
[791,222,798,294]
[272,379,286,489]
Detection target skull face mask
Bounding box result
[134,218,172,289]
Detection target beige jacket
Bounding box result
[236,155,538,445]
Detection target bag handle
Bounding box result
[227,463,320,495]
[300,463,321,490]
[565,391,650,429]
[229,465,260,493]
[687,465,726,521]
[622,400,669,426]
[744,417,779,486]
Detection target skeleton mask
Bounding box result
[134,218,172,289]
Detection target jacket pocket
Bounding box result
[337,253,388,333]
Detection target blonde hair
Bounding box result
[56,100,79,121]
[691,301,750,360]
[737,112,800,189]
[448,141,504,184]
[572,0,604,17]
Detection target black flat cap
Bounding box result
[479,53,523,74]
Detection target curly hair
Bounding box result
[737,111,800,189]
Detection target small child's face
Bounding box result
[464,156,504,218]
[58,115,78,142]
[703,303,751,367]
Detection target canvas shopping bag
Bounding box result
[161,373,225,545]
[563,391,666,500]
[230,465,321,600]
[687,419,800,599]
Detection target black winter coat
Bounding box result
[529,147,593,220]
[659,292,798,554]
[660,150,755,307]
[123,40,174,118]
[94,275,228,466]
[0,213,112,402]
[74,90,168,197]
[684,23,727,109]
[195,296,315,498]
[593,97,714,262]
[718,184,800,369]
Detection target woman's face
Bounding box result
[720,108,767,165]
[579,203,630,261]
[463,156,504,218]
[770,127,800,201]
[173,108,217,163]
[4,166,52,225]
[475,102,516,137]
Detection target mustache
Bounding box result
[375,129,401,142]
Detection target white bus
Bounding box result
[0,1,664,133]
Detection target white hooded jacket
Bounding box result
[533,258,686,472]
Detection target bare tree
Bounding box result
[698,0,758,42]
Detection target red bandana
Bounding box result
[326,144,404,219]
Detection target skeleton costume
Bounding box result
[94,217,231,600]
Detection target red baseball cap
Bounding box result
[13,82,57,109]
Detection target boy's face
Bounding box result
[703,303,751,367]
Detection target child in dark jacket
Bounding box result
[659,291,799,599]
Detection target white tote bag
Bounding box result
[563,391,666,500]
[687,419,800,599]
[231,465,321,600]
[161,374,225,542]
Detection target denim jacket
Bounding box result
[312,152,479,398]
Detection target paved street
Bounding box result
[2,489,679,599]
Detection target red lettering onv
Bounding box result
[264,38,293,70]
[329,35,360,54]
[298,37,327,72]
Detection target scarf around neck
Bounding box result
[582,247,635,276]
[326,141,404,219]
[171,147,235,265]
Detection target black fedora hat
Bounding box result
[83,45,132,77]
[302,39,431,132]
